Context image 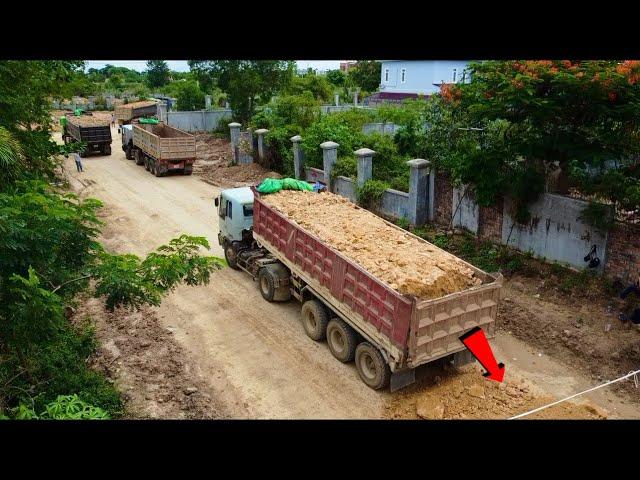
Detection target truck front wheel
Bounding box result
[327,318,358,362]
[258,268,276,302]
[355,342,391,390]
[125,145,133,160]
[224,243,239,270]
[301,299,329,341]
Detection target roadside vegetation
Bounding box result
[0,61,225,420]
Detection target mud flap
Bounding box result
[451,349,476,368]
[390,368,415,392]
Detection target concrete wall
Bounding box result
[362,122,400,135]
[502,193,610,270]
[305,167,325,184]
[166,109,232,132]
[452,186,479,233]
[380,60,471,95]
[379,189,409,220]
[334,176,356,202]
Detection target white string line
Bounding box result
[509,368,640,420]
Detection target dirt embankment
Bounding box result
[262,190,481,300]
[74,295,226,419]
[499,276,640,401]
[386,364,607,420]
[193,133,281,188]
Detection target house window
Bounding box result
[384,69,389,82]
[453,68,457,83]
[401,68,406,83]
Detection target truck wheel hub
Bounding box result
[330,329,345,352]
[360,353,377,379]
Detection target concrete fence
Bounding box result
[362,122,401,135]
[436,173,615,272]
[292,135,433,224]
[168,109,233,132]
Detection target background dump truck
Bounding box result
[216,187,503,391]
[114,100,158,125]
[130,122,196,176]
[63,114,112,157]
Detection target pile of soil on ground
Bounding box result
[72,294,225,419]
[194,133,281,188]
[261,190,481,300]
[385,365,607,419]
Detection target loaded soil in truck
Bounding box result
[261,190,481,300]
[115,100,158,124]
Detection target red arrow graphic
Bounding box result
[459,326,505,382]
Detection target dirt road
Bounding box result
[59,130,640,419]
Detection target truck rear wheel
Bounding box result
[184,166,193,175]
[154,163,163,177]
[144,157,150,171]
[224,244,239,270]
[134,149,144,166]
[355,342,391,390]
[327,318,358,362]
[104,144,111,156]
[258,268,276,302]
[301,299,329,341]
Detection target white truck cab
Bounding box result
[215,187,255,266]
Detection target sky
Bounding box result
[84,60,344,72]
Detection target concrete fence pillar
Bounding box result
[407,158,431,225]
[354,148,375,187]
[255,129,268,162]
[205,95,212,109]
[229,122,242,164]
[335,93,340,107]
[354,91,359,107]
[291,135,304,179]
[320,141,339,191]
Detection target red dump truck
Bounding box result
[130,122,196,176]
[216,186,503,391]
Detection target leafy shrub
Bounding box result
[357,179,389,210]
[396,217,410,230]
[6,394,110,420]
[578,201,615,233]
[331,157,357,179]
[301,115,365,169]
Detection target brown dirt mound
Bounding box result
[385,366,607,419]
[262,190,481,300]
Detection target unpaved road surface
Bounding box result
[58,130,640,419]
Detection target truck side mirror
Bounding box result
[214,198,219,207]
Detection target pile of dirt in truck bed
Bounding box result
[385,366,607,419]
[66,115,110,127]
[261,190,481,300]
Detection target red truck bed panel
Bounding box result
[253,193,413,349]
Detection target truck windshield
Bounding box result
[243,204,253,217]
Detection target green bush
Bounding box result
[357,179,389,210]
[331,157,357,179]
[7,394,110,420]
[301,115,365,169]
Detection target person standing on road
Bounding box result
[111,113,116,128]
[72,152,83,173]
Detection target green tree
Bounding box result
[326,69,346,87]
[286,72,332,102]
[347,61,381,92]
[145,60,170,89]
[0,60,84,179]
[175,81,205,111]
[188,60,295,123]
[424,60,640,221]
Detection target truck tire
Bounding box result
[355,342,391,390]
[258,268,276,302]
[326,318,358,363]
[184,166,193,175]
[144,157,150,171]
[104,144,111,155]
[224,243,239,270]
[125,145,133,160]
[301,299,329,341]
[154,163,163,177]
[135,150,144,166]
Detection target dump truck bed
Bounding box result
[65,116,111,143]
[132,123,196,161]
[114,101,158,122]
[252,189,502,371]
